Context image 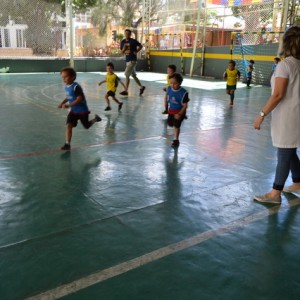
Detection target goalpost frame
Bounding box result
[230,31,284,60]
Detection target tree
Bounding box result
[46,0,97,14]
[90,0,164,39]
[0,0,62,54]
[231,4,273,32]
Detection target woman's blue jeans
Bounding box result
[273,148,300,191]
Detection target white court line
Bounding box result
[27,198,300,300]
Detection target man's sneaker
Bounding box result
[120,90,128,96]
[95,114,102,122]
[118,102,123,112]
[61,143,71,150]
[139,86,146,95]
[230,101,234,106]
[171,139,180,147]
[104,106,112,111]
[162,110,168,114]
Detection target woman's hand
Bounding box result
[253,115,264,130]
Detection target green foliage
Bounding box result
[91,0,164,38]
[46,0,97,13]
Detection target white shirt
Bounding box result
[271,56,300,148]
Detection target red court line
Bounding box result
[0,136,164,161]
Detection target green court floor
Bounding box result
[0,71,300,300]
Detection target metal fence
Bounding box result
[0,0,298,60]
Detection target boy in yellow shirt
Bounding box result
[98,63,126,111]
[223,60,241,106]
[162,64,176,114]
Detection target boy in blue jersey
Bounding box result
[58,67,102,150]
[166,73,190,147]
[246,59,255,88]
[119,29,145,96]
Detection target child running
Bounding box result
[98,62,126,111]
[223,60,241,106]
[246,59,255,88]
[162,64,177,114]
[58,67,101,150]
[166,73,190,147]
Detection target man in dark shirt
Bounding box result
[120,29,146,96]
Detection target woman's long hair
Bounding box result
[281,26,300,59]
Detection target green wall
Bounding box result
[0,42,278,86]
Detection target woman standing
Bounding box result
[253,26,300,204]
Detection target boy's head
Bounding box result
[274,57,281,64]
[106,62,115,73]
[249,59,255,65]
[228,60,236,70]
[169,72,183,90]
[61,67,76,85]
[167,64,177,75]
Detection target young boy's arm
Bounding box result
[175,102,188,119]
[62,95,83,109]
[223,71,227,81]
[98,80,106,86]
[58,98,68,108]
[119,79,127,91]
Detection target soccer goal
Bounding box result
[230,31,284,85]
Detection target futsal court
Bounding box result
[0,71,300,300]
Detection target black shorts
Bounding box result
[167,114,184,128]
[107,91,116,97]
[66,111,90,128]
[226,85,236,91]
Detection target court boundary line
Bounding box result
[26,198,300,300]
[0,124,250,161]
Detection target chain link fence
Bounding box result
[0,0,298,60]
[0,0,64,58]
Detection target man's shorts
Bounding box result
[66,111,90,128]
[107,90,116,97]
[226,85,236,91]
[125,61,137,77]
[167,114,185,129]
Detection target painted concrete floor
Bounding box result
[0,71,300,300]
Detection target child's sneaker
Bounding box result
[171,140,180,147]
[118,102,123,111]
[120,90,128,96]
[162,110,168,114]
[104,106,112,111]
[230,101,234,106]
[139,86,146,95]
[61,143,71,150]
[95,114,102,122]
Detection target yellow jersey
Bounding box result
[106,73,120,92]
[224,68,241,86]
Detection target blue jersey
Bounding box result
[166,86,189,114]
[120,38,141,62]
[246,64,254,77]
[65,82,89,114]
